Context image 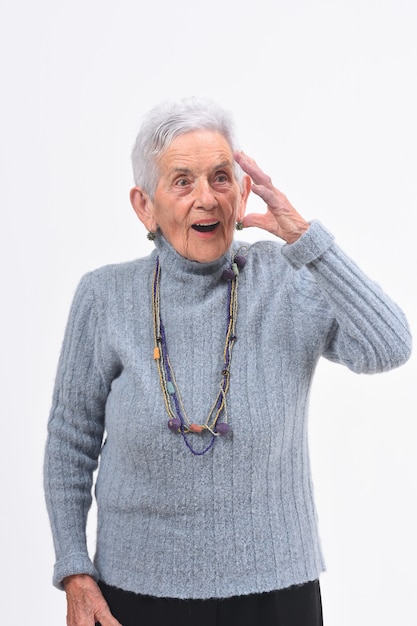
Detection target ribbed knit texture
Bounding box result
[44,221,411,599]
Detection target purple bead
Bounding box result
[168,418,181,431]
[221,268,235,281]
[234,255,246,269]
[215,422,230,435]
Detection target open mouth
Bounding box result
[191,221,220,233]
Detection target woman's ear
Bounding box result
[130,187,158,232]
[236,175,252,222]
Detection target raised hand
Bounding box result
[235,151,310,244]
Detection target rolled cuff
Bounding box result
[53,552,99,590]
[281,220,334,270]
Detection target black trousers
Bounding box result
[98,579,323,626]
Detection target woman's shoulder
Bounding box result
[69,252,157,311]
[83,251,157,285]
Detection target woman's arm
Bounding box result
[235,151,412,373]
[44,273,118,589]
[283,221,412,372]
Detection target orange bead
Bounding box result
[189,423,203,433]
[153,347,160,359]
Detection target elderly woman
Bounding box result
[44,98,411,626]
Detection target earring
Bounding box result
[147,231,157,241]
[235,221,244,231]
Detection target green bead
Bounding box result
[167,381,175,395]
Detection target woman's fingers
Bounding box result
[64,575,122,626]
[242,212,280,232]
[235,151,284,206]
[251,183,283,208]
[234,151,272,187]
[235,150,310,243]
[94,605,122,626]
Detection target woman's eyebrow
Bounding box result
[168,167,193,177]
[173,167,192,173]
[168,161,232,178]
[212,160,232,170]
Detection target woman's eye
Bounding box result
[215,174,228,183]
[175,179,189,187]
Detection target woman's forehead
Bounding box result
[158,130,233,174]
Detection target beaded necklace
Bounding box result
[152,252,246,456]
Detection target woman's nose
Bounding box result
[194,179,217,209]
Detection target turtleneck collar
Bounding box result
[153,233,235,279]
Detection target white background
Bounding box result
[1,1,416,624]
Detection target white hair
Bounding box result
[131,97,242,198]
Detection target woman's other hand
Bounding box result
[234,151,310,244]
[63,575,122,626]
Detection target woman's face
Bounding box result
[132,130,251,263]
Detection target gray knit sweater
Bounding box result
[44,221,411,599]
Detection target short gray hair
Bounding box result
[131,97,242,198]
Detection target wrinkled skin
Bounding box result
[63,575,121,626]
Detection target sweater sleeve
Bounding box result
[281,221,412,373]
[44,273,117,589]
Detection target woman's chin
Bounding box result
[172,231,232,263]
